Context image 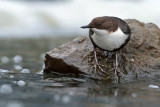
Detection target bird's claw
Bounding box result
[109,66,122,77]
[94,62,108,74]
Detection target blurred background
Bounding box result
[1,0,160,107]
[0,0,160,38]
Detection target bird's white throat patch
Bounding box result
[91,28,129,51]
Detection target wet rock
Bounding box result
[44,19,160,80]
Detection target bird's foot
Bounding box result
[94,62,108,74]
[109,66,122,77]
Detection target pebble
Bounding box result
[17,80,26,86]
[21,69,30,73]
[0,84,13,94]
[148,85,159,88]
[14,65,23,70]
[1,56,10,63]
[13,55,23,63]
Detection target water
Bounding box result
[0,0,160,38]
[1,71,160,107]
[0,37,160,107]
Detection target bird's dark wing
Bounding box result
[117,18,131,35]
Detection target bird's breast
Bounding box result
[91,28,129,51]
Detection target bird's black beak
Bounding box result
[81,25,90,29]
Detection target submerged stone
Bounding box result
[44,19,160,80]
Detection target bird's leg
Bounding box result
[93,48,108,74]
[109,51,121,76]
[114,51,120,75]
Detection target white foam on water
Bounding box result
[61,95,71,104]
[53,94,61,102]
[14,65,23,71]
[0,84,13,94]
[68,91,74,96]
[37,64,45,74]
[0,0,160,38]
[42,64,45,69]
[10,75,14,79]
[37,70,43,75]
[148,85,159,89]
[2,70,10,73]
[40,53,45,59]
[132,93,137,98]
[6,101,23,107]
[0,69,3,72]
[17,80,26,86]
[13,55,23,63]
[21,69,30,73]
[1,56,10,63]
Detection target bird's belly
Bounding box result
[91,31,128,51]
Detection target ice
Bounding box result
[10,75,14,79]
[21,69,30,73]
[148,85,159,88]
[14,65,23,70]
[1,56,10,63]
[17,80,26,86]
[62,95,71,104]
[0,84,13,94]
[13,55,23,63]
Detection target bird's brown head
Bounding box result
[81,17,111,30]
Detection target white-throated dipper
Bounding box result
[81,16,131,75]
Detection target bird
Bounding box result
[81,16,131,75]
